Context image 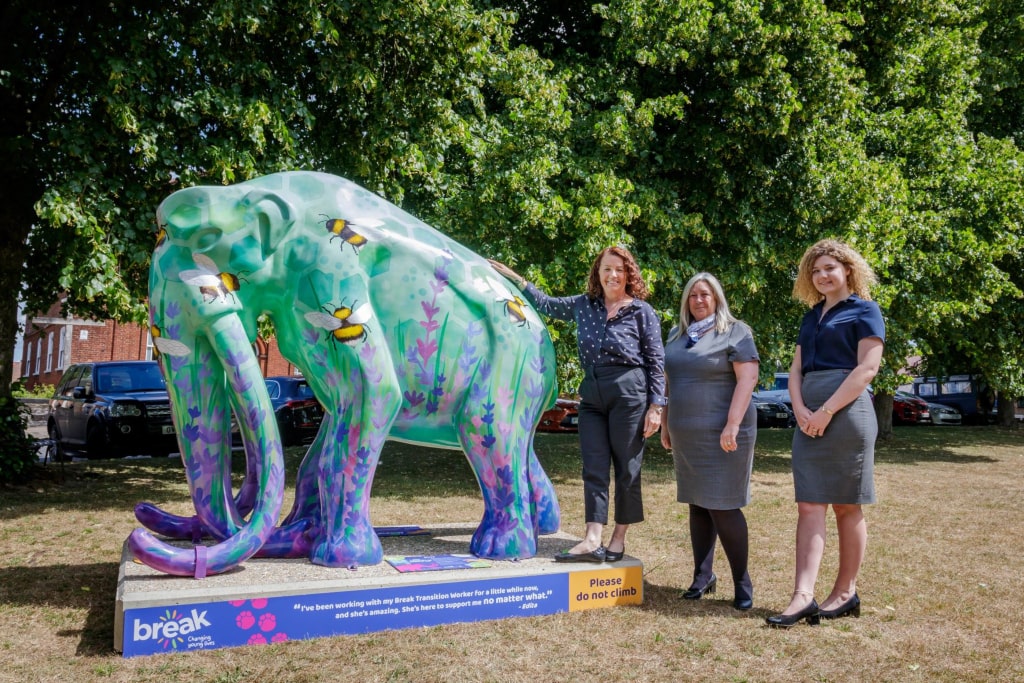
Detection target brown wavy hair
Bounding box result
[586,246,650,300]
[793,239,877,306]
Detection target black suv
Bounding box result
[47,361,177,459]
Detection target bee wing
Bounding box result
[347,303,373,325]
[350,217,384,228]
[304,311,343,330]
[180,270,222,287]
[191,253,219,273]
[153,337,191,357]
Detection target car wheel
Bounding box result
[47,422,70,463]
[85,421,109,460]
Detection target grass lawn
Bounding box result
[1,426,1022,682]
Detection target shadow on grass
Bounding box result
[636,580,775,622]
[0,561,120,656]
[5,427,1009,521]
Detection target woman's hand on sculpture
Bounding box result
[487,259,525,287]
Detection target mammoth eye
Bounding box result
[194,227,223,251]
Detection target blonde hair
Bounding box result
[667,272,739,342]
[793,239,877,307]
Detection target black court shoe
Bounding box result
[819,593,860,620]
[681,573,717,600]
[765,599,820,628]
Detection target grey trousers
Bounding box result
[577,365,648,525]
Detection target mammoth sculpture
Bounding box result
[128,171,561,577]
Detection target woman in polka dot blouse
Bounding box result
[489,247,666,563]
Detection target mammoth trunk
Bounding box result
[128,313,286,577]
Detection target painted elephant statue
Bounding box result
[127,171,561,577]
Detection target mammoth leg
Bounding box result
[309,349,402,568]
[456,385,544,560]
[528,436,561,536]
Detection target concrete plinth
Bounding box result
[115,523,643,657]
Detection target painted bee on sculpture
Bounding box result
[150,324,190,358]
[305,302,373,345]
[319,214,383,254]
[154,223,167,250]
[502,295,530,328]
[180,253,248,303]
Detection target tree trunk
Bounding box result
[874,392,894,441]
[0,196,34,400]
[996,394,1019,428]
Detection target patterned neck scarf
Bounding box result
[685,315,716,347]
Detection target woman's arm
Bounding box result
[803,337,883,436]
[790,346,809,425]
[720,360,758,452]
[488,258,578,321]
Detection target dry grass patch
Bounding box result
[1,426,1022,682]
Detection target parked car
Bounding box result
[927,401,962,426]
[752,393,796,428]
[907,374,993,424]
[265,376,325,447]
[47,361,176,459]
[754,388,792,410]
[892,390,931,425]
[537,397,580,433]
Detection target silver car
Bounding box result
[927,402,962,426]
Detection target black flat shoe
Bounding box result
[604,547,625,562]
[819,593,860,619]
[682,574,717,600]
[554,546,606,563]
[765,600,820,628]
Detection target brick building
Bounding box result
[19,296,297,391]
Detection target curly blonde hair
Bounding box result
[793,239,877,306]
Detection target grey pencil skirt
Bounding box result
[791,369,877,504]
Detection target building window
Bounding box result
[34,338,42,375]
[25,339,34,378]
[145,329,155,360]
[45,332,54,372]
[57,327,68,370]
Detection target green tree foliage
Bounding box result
[0,0,565,394]
[1,0,1021,428]
[0,397,36,485]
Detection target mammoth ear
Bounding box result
[240,190,295,260]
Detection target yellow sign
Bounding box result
[568,565,643,611]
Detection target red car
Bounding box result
[892,390,931,425]
[537,398,580,433]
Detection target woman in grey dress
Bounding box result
[661,273,759,610]
[765,239,884,628]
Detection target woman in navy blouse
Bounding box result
[766,239,885,628]
[489,247,666,562]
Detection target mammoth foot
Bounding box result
[470,514,538,560]
[253,519,315,559]
[535,497,561,536]
[310,527,383,568]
